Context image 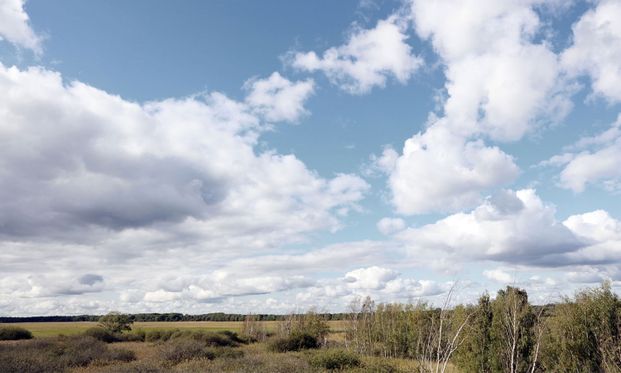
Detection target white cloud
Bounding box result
[410,0,570,141]
[564,210,621,243]
[386,126,519,214]
[377,217,406,235]
[483,268,514,284]
[562,0,621,103]
[345,266,399,290]
[144,289,180,303]
[290,15,423,94]
[381,0,571,215]
[0,0,41,53]
[0,64,366,243]
[0,64,370,314]
[244,72,315,122]
[544,115,621,192]
[398,189,582,264]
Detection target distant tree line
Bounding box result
[0,312,349,323]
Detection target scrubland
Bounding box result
[1,283,621,372]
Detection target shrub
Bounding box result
[145,329,242,347]
[0,335,135,372]
[0,325,33,340]
[309,349,361,370]
[84,327,119,343]
[98,311,133,333]
[158,338,216,364]
[268,332,319,352]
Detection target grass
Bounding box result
[3,320,346,338]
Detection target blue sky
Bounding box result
[1,0,621,315]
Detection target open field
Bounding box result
[5,320,347,338]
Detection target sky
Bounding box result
[0,0,621,316]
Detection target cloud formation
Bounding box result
[0,0,41,53]
[562,0,621,103]
[543,114,621,192]
[290,15,423,94]
[379,0,571,215]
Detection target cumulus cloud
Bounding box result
[0,64,367,243]
[0,63,371,314]
[543,115,621,192]
[562,0,621,103]
[385,126,519,214]
[295,266,449,307]
[0,0,41,53]
[398,189,583,264]
[380,0,572,215]
[290,15,423,94]
[244,72,315,122]
[564,210,621,243]
[345,266,399,290]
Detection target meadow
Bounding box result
[6,321,280,338]
[2,283,621,372]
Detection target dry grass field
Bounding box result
[7,320,347,338]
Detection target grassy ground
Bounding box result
[5,320,347,338]
[0,326,460,372]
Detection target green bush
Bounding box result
[309,349,361,370]
[158,338,216,364]
[268,332,319,352]
[98,311,133,333]
[0,335,135,372]
[145,329,242,347]
[0,325,33,340]
[84,327,119,343]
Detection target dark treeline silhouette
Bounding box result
[0,312,349,323]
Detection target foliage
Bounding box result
[144,329,243,346]
[84,326,119,343]
[0,335,135,372]
[540,282,621,372]
[242,314,269,342]
[309,349,362,370]
[158,338,218,364]
[268,332,320,352]
[98,311,133,333]
[0,325,33,340]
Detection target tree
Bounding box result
[455,293,493,373]
[98,311,133,333]
[540,282,621,372]
[490,286,535,373]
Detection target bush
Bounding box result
[0,325,33,340]
[145,329,242,347]
[309,349,361,370]
[268,332,319,352]
[84,327,119,343]
[0,335,135,372]
[158,338,216,364]
[98,311,133,333]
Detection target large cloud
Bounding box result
[384,126,519,214]
[380,0,571,215]
[0,63,370,314]
[0,0,41,53]
[398,189,583,265]
[562,0,621,103]
[0,64,366,242]
[290,15,423,94]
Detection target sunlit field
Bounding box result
[7,320,346,338]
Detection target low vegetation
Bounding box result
[1,283,621,372]
[0,325,33,340]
